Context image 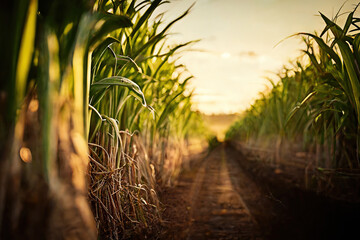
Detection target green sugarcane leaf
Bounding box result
[285,91,316,126]
[343,11,354,35]
[133,5,193,58]
[320,12,344,39]
[301,33,341,68]
[90,76,147,106]
[93,36,120,59]
[336,41,360,123]
[156,91,183,129]
[90,13,132,49]
[15,0,37,107]
[131,0,162,37]
[92,37,120,80]
[102,114,121,144]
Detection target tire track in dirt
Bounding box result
[160,144,360,239]
[185,145,263,240]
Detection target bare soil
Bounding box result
[158,144,360,240]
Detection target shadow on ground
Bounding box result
[159,143,360,240]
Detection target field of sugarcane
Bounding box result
[0,0,207,239]
[226,4,360,198]
[5,0,360,239]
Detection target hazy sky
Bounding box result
[156,0,359,114]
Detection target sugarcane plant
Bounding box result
[87,1,202,237]
[0,0,202,239]
[227,3,360,169]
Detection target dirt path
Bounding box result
[185,145,261,239]
[160,145,272,239]
[159,144,360,240]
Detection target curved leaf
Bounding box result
[90,76,147,106]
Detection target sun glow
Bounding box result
[221,52,231,59]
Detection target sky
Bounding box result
[155,0,359,114]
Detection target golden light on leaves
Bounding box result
[69,153,86,191]
[29,99,39,112]
[20,147,32,163]
[63,22,74,35]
